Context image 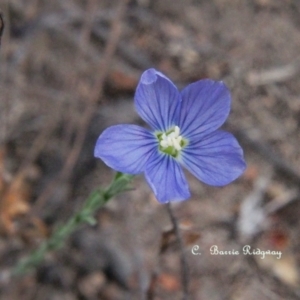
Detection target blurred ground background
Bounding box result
[1,0,300,299]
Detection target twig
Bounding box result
[146,269,159,300]
[264,188,299,215]
[0,7,11,143]
[92,23,153,70]
[166,203,189,300]
[0,13,4,46]
[60,0,128,179]
[58,0,99,158]
[33,0,129,213]
[60,0,153,69]
[246,61,300,86]
[237,176,270,241]
[232,128,300,185]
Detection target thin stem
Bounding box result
[13,172,134,276]
[166,203,189,300]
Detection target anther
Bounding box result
[159,126,183,151]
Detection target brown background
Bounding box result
[1,0,300,299]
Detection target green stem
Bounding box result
[13,172,134,275]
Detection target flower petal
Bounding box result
[145,153,190,203]
[179,80,231,138]
[134,68,181,131]
[181,130,246,186]
[94,124,156,174]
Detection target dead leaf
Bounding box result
[0,166,40,235]
[20,216,49,243]
[184,231,201,245]
[242,164,259,182]
[257,254,299,287]
[267,229,290,250]
[160,223,200,253]
[78,272,105,299]
[160,228,176,253]
[157,273,180,291]
[108,69,138,92]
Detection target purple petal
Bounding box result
[134,68,181,131]
[145,153,190,203]
[179,80,231,138]
[181,130,246,186]
[94,124,156,174]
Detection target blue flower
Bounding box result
[94,68,246,203]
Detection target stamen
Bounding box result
[172,137,182,151]
[160,140,168,148]
[159,126,183,152]
[174,126,180,137]
[177,136,182,144]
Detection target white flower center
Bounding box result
[159,126,183,151]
